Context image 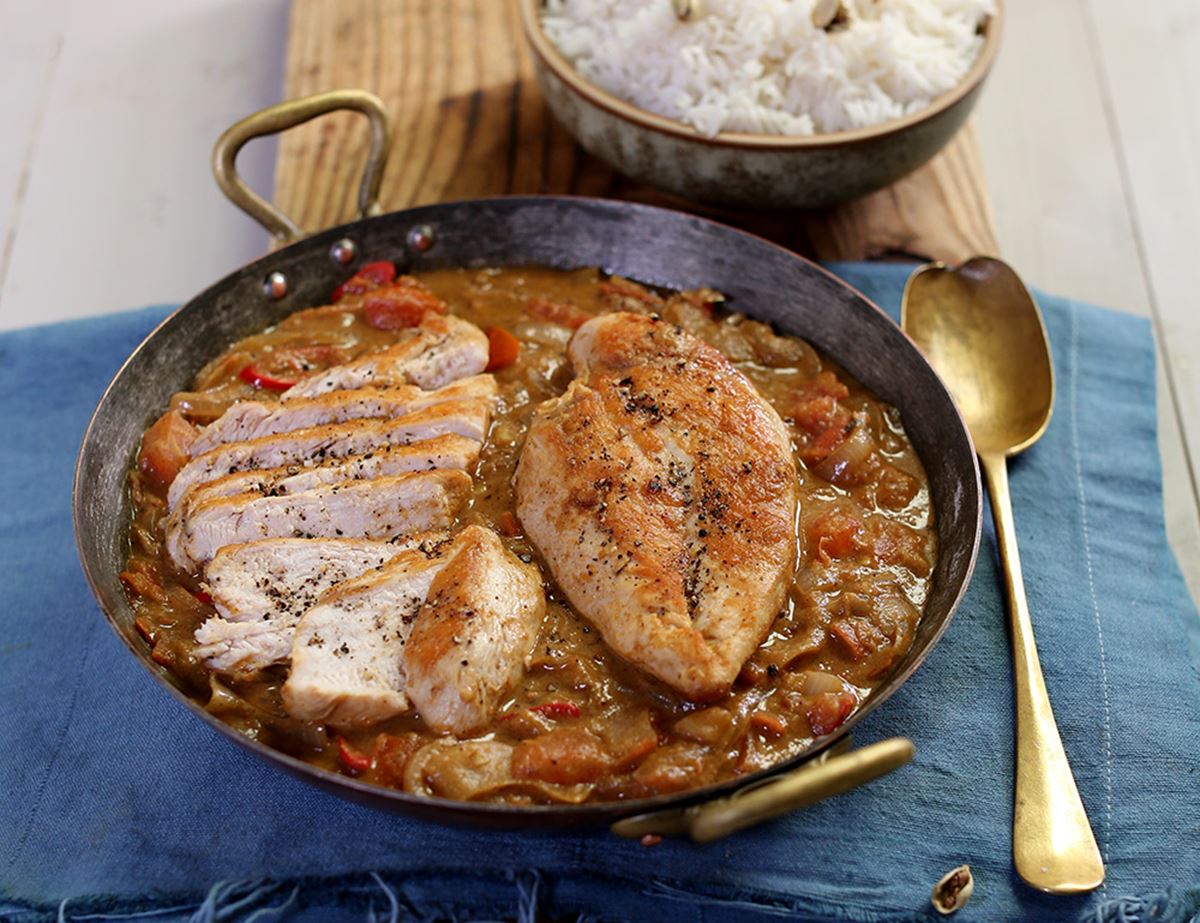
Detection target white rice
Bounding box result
[541,0,994,137]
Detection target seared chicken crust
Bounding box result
[515,312,798,700]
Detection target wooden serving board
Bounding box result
[275,0,998,264]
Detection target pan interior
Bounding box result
[74,196,980,826]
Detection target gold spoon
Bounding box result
[901,257,1104,894]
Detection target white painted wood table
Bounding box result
[1,0,1196,604]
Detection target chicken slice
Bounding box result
[167,398,490,510]
[166,434,480,537]
[193,535,442,673]
[167,470,471,571]
[283,525,545,731]
[190,375,496,456]
[283,546,449,726]
[283,314,488,398]
[515,312,797,700]
[272,434,479,494]
[404,526,545,735]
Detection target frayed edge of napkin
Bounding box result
[1081,888,1200,923]
[3,873,1199,923]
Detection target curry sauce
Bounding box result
[122,266,934,804]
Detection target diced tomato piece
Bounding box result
[529,700,581,719]
[807,691,858,736]
[120,568,167,604]
[485,327,521,371]
[193,589,213,605]
[139,409,198,487]
[829,619,869,660]
[526,297,593,329]
[371,732,428,788]
[789,394,840,435]
[873,521,931,576]
[336,736,373,775]
[797,414,854,465]
[497,511,522,537]
[511,728,610,784]
[786,371,851,437]
[332,260,397,302]
[363,284,446,330]
[809,370,850,401]
[807,509,867,563]
[238,363,296,391]
[875,465,920,510]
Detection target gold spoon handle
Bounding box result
[980,451,1105,893]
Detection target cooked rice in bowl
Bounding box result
[541,0,995,138]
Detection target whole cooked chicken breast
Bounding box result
[515,312,798,700]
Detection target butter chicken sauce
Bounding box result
[122,266,934,804]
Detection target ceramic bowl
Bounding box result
[519,0,1002,209]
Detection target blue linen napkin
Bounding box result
[1,263,1197,923]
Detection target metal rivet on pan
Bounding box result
[407,224,436,253]
[263,271,288,300]
[329,238,358,266]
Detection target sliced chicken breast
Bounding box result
[283,546,449,726]
[167,470,471,570]
[283,314,488,398]
[283,525,545,731]
[190,375,496,456]
[404,526,545,736]
[193,535,442,673]
[166,434,481,538]
[515,312,798,700]
[272,434,479,494]
[167,398,490,510]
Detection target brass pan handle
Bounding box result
[611,737,915,843]
[212,89,391,245]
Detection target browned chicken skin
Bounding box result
[515,312,798,700]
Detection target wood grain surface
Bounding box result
[274,0,999,263]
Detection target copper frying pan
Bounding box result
[73,91,981,839]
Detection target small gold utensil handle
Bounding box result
[980,451,1104,893]
[212,89,391,245]
[611,737,914,843]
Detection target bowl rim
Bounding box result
[519,0,1003,150]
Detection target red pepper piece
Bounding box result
[238,363,297,391]
[138,409,198,487]
[529,700,582,719]
[336,735,373,775]
[485,327,521,371]
[193,589,213,605]
[332,260,397,302]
